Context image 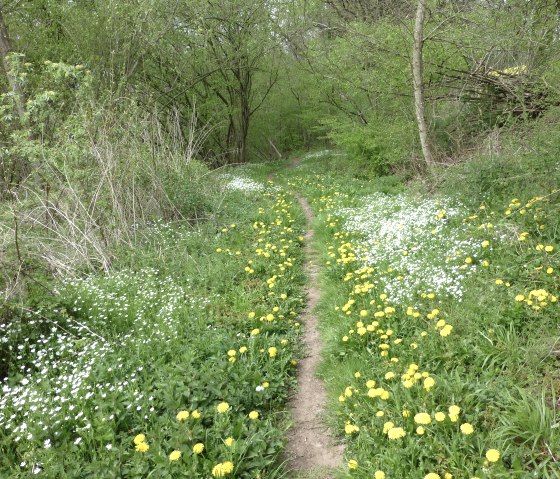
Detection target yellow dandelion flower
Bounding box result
[460,423,474,435]
[440,325,453,337]
[249,411,259,420]
[193,443,204,454]
[169,450,181,461]
[423,377,435,391]
[133,434,146,445]
[348,459,358,470]
[434,412,446,422]
[176,410,190,421]
[414,413,432,425]
[486,449,500,462]
[135,442,149,452]
[217,402,230,413]
[387,427,406,439]
[212,462,234,477]
[448,405,461,416]
[382,421,394,434]
[345,423,360,434]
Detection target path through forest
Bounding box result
[282,159,343,477]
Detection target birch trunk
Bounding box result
[413,0,434,165]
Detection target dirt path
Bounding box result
[282,159,343,477]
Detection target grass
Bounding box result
[0,177,307,478]
[265,150,560,479]
[2,144,559,478]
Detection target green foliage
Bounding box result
[438,109,560,207]
[0,56,218,302]
[269,150,560,478]
[0,180,306,478]
[321,116,415,176]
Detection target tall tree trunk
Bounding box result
[238,89,250,163]
[412,0,434,165]
[0,10,25,124]
[236,67,251,163]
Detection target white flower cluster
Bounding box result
[302,150,333,160]
[337,192,495,304]
[0,267,209,456]
[222,174,265,192]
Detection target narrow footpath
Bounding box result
[283,159,343,477]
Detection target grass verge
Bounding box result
[1,175,306,478]
[272,150,559,479]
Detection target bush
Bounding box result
[438,110,560,207]
[0,59,217,301]
[321,115,415,176]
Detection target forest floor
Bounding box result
[2,150,559,479]
[254,150,560,479]
[281,159,344,477]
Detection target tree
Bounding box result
[140,0,279,164]
[412,0,434,165]
[0,8,25,124]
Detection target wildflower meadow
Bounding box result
[1,177,307,478]
[2,152,559,478]
[270,151,559,479]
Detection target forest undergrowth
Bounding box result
[250,149,560,479]
[1,171,307,478]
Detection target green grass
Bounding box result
[3,145,559,478]
[269,150,560,479]
[0,181,307,478]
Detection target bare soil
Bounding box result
[282,158,343,477]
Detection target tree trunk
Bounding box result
[268,138,282,159]
[0,10,26,124]
[236,68,251,163]
[412,0,434,165]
